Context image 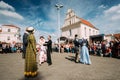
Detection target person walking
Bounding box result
[24,27,38,77]
[73,34,80,63]
[22,28,28,59]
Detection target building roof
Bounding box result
[105,33,120,39]
[114,33,120,39]
[79,18,99,30]
[2,24,20,29]
[70,15,99,30]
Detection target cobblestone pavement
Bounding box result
[0,52,120,80]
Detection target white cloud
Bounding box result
[104,4,120,14]
[104,4,120,21]
[0,1,15,11]
[0,10,24,20]
[0,1,24,20]
[90,4,120,34]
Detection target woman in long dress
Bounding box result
[80,43,91,65]
[38,36,47,65]
[24,27,38,77]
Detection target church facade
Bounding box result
[61,9,99,41]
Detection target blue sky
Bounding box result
[0,0,120,41]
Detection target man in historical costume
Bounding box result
[80,43,91,65]
[22,28,28,59]
[45,35,52,66]
[24,27,38,77]
[73,34,80,63]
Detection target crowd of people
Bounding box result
[89,39,120,58]
[0,41,22,54]
[54,36,120,59]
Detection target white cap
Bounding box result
[26,27,34,32]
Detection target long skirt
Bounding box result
[80,46,91,65]
[39,50,47,64]
[24,51,37,77]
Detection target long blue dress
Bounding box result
[80,45,91,65]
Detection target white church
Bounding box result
[61,9,99,41]
[0,24,21,43]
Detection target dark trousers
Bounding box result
[47,49,52,65]
[22,48,26,59]
[74,46,79,62]
[75,53,79,62]
[22,45,27,59]
[22,52,26,59]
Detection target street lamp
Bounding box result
[55,4,63,53]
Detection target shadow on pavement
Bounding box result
[65,55,75,62]
[19,72,45,80]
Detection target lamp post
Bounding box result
[55,4,63,53]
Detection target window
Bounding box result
[14,34,16,37]
[18,28,20,32]
[69,13,71,17]
[69,29,72,36]
[96,31,97,34]
[8,29,11,32]
[84,27,86,37]
[7,36,10,40]
[69,20,71,25]
[93,30,95,35]
[89,29,91,36]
